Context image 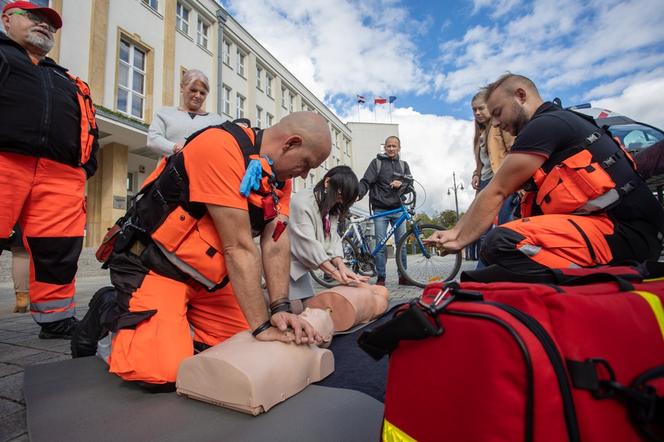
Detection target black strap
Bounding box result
[568,359,664,442]
[251,320,272,337]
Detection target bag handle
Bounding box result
[568,359,664,442]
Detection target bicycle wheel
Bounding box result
[396,223,462,288]
[354,235,377,277]
[310,268,339,288]
[309,237,363,288]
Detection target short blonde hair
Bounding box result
[180,69,210,91]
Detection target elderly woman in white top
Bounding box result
[147,69,223,156]
[289,166,367,300]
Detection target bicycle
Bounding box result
[310,177,462,288]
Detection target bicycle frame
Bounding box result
[345,205,432,260]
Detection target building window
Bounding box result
[256,66,263,90]
[256,106,263,128]
[333,129,339,150]
[223,40,231,66]
[265,112,273,128]
[289,93,295,112]
[265,73,273,97]
[176,2,190,34]
[236,93,245,119]
[222,85,231,116]
[236,49,245,77]
[196,19,209,48]
[117,38,146,119]
[345,138,350,155]
[142,0,158,11]
[281,87,288,109]
[309,174,315,187]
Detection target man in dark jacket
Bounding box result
[0,1,98,339]
[358,136,412,285]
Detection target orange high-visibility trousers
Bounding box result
[109,271,249,384]
[481,213,615,271]
[0,152,86,323]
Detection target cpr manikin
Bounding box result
[176,308,335,415]
[302,283,389,332]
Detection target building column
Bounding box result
[88,0,110,99]
[247,52,257,122]
[162,0,177,106]
[97,143,128,247]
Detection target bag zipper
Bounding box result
[486,301,581,442]
[444,309,535,442]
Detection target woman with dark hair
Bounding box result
[288,166,367,301]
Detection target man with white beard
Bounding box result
[0,1,99,339]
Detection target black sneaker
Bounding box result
[71,287,117,358]
[39,317,79,340]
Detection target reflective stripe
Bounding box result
[633,291,664,341]
[383,419,417,442]
[575,189,620,215]
[31,309,75,323]
[30,296,75,312]
[155,242,218,290]
[518,244,542,257]
[645,277,664,282]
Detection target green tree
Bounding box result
[414,212,435,224]
[435,210,459,229]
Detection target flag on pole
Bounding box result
[374,97,387,104]
[357,95,366,104]
[388,96,397,104]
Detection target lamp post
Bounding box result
[447,171,464,221]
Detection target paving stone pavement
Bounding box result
[0,258,477,441]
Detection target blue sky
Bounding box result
[222,0,664,214]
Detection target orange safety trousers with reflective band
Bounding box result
[0,152,86,323]
[483,213,614,270]
[108,271,249,384]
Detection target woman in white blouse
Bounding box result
[288,166,367,300]
[147,69,223,156]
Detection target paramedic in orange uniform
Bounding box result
[427,74,663,275]
[0,2,98,339]
[72,112,331,390]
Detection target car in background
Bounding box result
[567,104,664,155]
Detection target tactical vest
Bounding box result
[112,121,284,291]
[520,110,640,218]
[67,73,98,166]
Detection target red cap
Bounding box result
[2,1,63,30]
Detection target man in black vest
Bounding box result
[427,74,663,275]
[0,1,98,338]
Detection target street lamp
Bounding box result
[447,171,464,220]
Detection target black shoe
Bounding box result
[39,317,79,340]
[71,287,117,358]
[376,277,386,286]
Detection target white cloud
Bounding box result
[593,77,664,128]
[223,0,430,99]
[437,0,664,104]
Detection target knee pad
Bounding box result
[27,236,83,284]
